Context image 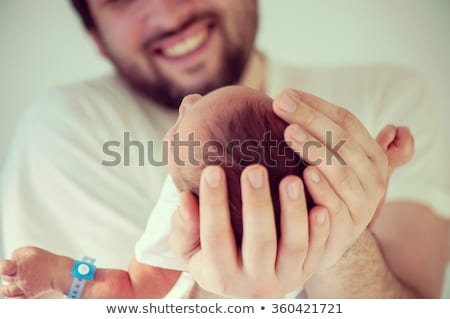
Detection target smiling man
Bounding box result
[0,0,448,298]
[81,0,258,107]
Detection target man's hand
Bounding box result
[272,89,391,270]
[170,165,331,298]
[168,88,422,298]
[0,247,68,298]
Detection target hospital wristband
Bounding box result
[67,256,96,299]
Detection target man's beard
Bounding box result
[109,44,250,110]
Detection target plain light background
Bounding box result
[0,0,449,291]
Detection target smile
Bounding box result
[162,29,208,58]
[152,18,214,60]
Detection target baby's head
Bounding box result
[165,86,313,246]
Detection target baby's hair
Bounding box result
[185,100,313,246]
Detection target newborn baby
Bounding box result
[165,86,314,245]
[0,85,413,299]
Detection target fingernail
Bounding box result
[310,170,321,183]
[204,166,221,188]
[287,180,301,200]
[316,210,326,225]
[247,167,264,189]
[279,91,298,113]
[291,125,307,143]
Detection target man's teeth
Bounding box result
[162,31,208,58]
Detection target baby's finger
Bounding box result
[375,125,397,151]
[0,284,24,298]
[0,260,17,276]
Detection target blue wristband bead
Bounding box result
[67,256,96,299]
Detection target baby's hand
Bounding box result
[0,247,59,298]
[376,125,414,175]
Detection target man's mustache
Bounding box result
[142,12,218,51]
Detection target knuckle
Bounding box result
[372,145,388,172]
[202,274,235,297]
[9,286,20,296]
[301,107,316,127]
[283,242,308,258]
[373,174,387,197]
[379,151,389,171]
[16,280,32,297]
[332,200,347,218]
[204,233,228,249]
[12,246,39,259]
[247,198,273,211]
[336,107,355,127]
[216,279,234,297]
[257,239,277,251]
[337,169,357,190]
[317,188,341,215]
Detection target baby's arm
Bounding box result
[0,247,180,298]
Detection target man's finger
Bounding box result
[241,165,277,276]
[302,206,330,276]
[169,192,200,263]
[273,89,385,165]
[199,166,238,271]
[284,125,367,214]
[276,176,309,281]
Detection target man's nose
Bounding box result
[140,0,195,33]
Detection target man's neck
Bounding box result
[239,50,267,93]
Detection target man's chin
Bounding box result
[114,52,246,109]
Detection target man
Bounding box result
[1,0,448,298]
